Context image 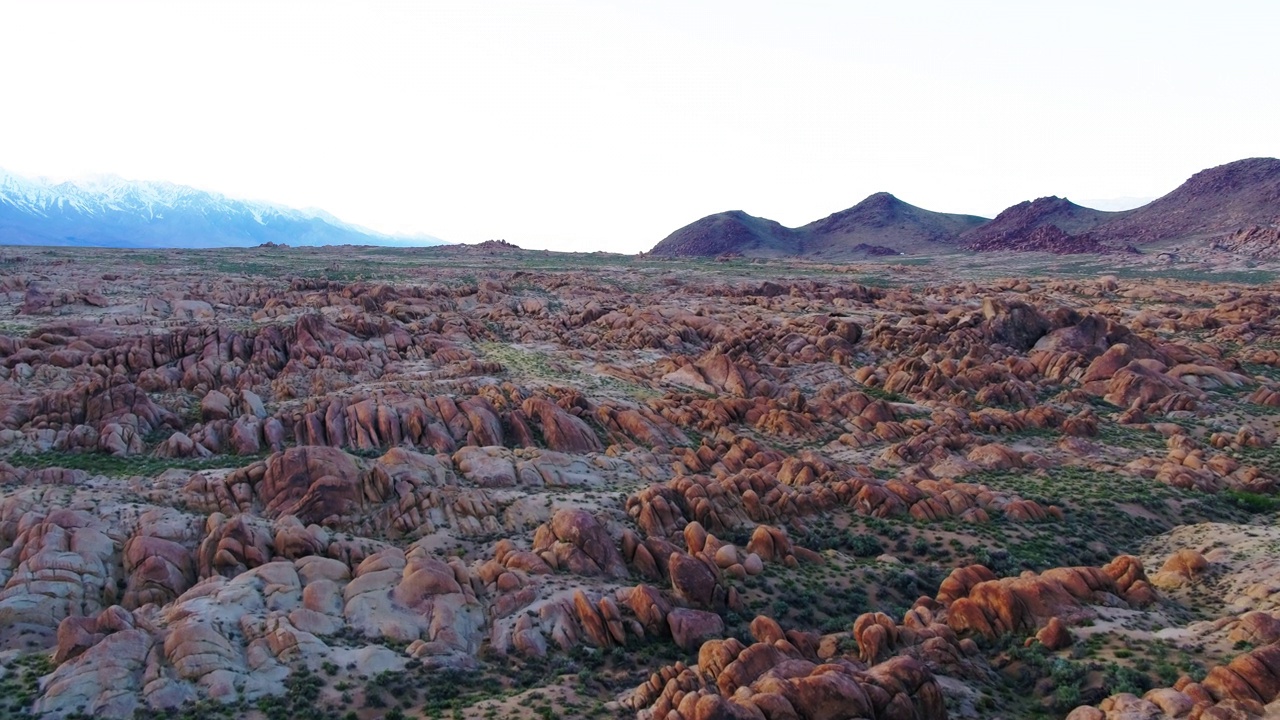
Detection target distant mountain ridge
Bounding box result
[0,169,446,249]
[650,158,1280,257]
[650,193,986,258]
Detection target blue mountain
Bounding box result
[0,169,446,248]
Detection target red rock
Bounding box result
[669,552,726,610]
[533,508,628,578]
[966,443,1024,470]
[717,642,786,696]
[628,584,672,636]
[685,521,709,554]
[122,536,194,608]
[936,565,997,605]
[200,390,234,422]
[229,415,262,455]
[667,608,725,651]
[259,446,364,525]
[1081,343,1135,383]
[522,397,602,453]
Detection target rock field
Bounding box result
[3,243,1280,719]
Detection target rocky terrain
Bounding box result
[651,158,1280,260]
[959,199,1128,255]
[2,243,1280,719]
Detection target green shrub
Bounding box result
[847,534,883,557]
[1223,489,1280,514]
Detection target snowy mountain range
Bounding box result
[0,169,446,248]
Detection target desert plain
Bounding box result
[2,241,1280,720]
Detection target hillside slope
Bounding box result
[801,192,987,256]
[961,197,1127,253]
[648,210,801,257]
[1096,158,1280,245]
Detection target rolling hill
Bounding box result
[650,158,1280,257]
[649,193,987,259]
[799,193,987,256]
[959,197,1127,253]
[648,210,801,257]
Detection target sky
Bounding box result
[1,1,1277,253]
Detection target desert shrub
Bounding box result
[847,534,883,557]
[1053,684,1081,712]
[1223,489,1280,514]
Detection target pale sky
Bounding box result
[1,1,1277,252]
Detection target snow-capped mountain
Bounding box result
[0,168,446,248]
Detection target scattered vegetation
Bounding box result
[3,450,266,479]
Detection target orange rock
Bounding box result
[1229,612,1280,646]
[573,590,613,648]
[1161,548,1209,578]
[749,615,785,645]
[684,521,709,554]
[1035,616,1072,651]
[746,524,793,563]
[936,565,997,605]
[852,612,899,664]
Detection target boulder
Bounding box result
[532,509,628,578]
[667,608,725,650]
[200,390,234,422]
[259,446,365,524]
